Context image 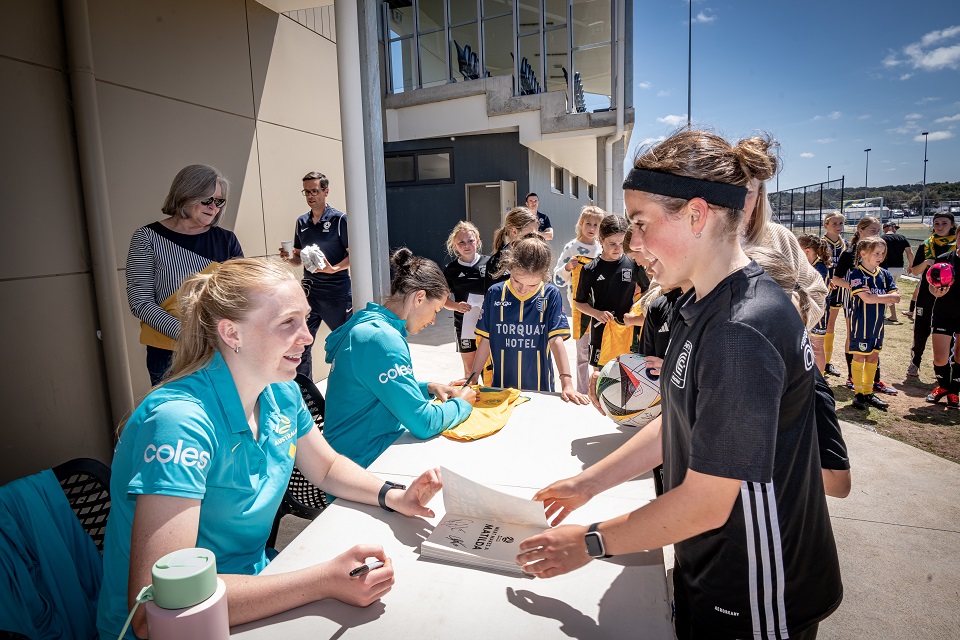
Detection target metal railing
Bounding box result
[770,177,845,234]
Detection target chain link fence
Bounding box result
[770,178,846,234]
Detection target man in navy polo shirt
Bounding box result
[525,192,553,241]
[280,171,352,378]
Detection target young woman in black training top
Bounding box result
[442,221,491,378]
[517,130,841,640]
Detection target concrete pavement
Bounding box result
[285,309,960,639]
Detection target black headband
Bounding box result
[622,168,748,210]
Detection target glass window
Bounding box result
[385,155,415,183]
[588,183,595,201]
[518,32,541,94]
[483,14,513,77]
[387,4,414,38]
[574,44,611,111]
[451,22,481,80]
[544,27,568,93]
[572,0,611,47]
[418,30,448,87]
[570,174,579,198]
[544,0,566,27]
[449,0,477,25]
[417,152,452,181]
[552,165,563,193]
[389,37,416,93]
[482,0,512,18]
[518,3,540,36]
[418,0,445,32]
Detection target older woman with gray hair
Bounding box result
[126,164,243,384]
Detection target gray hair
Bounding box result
[161,164,230,225]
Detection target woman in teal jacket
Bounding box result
[324,248,477,467]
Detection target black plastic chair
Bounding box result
[52,457,111,555]
[454,40,481,81]
[266,375,329,549]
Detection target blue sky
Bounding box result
[627,1,960,193]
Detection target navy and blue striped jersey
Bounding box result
[475,280,570,391]
[812,259,830,334]
[824,235,844,281]
[847,265,896,352]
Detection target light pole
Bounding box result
[921,132,929,222]
[863,149,871,200]
[827,165,831,183]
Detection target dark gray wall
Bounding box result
[385,132,530,266]
[527,149,596,254]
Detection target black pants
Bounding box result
[911,285,935,368]
[298,280,353,379]
[146,346,173,386]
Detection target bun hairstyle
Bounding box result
[387,247,449,303]
[445,220,482,257]
[745,246,816,328]
[631,130,777,240]
[797,234,833,268]
[598,213,630,241]
[171,258,297,385]
[500,233,553,283]
[735,134,780,246]
[493,207,538,253]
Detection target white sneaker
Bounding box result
[906,363,919,377]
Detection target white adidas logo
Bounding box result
[658,323,669,333]
[597,275,606,281]
[458,273,466,278]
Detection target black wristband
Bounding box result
[378,481,406,512]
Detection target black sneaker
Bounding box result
[926,386,950,404]
[865,394,889,410]
[825,364,842,377]
[851,394,867,410]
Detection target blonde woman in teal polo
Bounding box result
[98,258,442,639]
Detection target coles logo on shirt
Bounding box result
[378,363,413,383]
[143,440,211,470]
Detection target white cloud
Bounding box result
[638,136,667,147]
[900,73,914,80]
[858,114,872,120]
[800,152,815,158]
[935,114,960,123]
[884,26,960,72]
[817,111,843,120]
[816,138,835,144]
[657,114,687,126]
[917,96,940,105]
[885,168,898,172]
[905,113,923,120]
[692,10,716,24]
[638,81,651,89]
[656,89,671,98]
[914,131,954,142]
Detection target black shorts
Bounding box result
[453,315,478,353]
[827,287,845,309]
[931,315,960,336]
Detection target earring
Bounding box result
[693,231,702,239]
[234,345,240,354]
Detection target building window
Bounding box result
[385,148,454,185]
[588,183,594,201]
[570,174,579,198]
[551,165,564,194]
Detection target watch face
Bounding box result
[585,531,604,558]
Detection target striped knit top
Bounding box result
[126,221,243,348]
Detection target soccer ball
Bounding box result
[926,262,955,288]
[596,353,661,428]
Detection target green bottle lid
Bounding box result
[150,548,218,610]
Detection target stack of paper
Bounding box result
[421,468,548,575]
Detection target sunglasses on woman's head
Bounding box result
[199,197,226,208]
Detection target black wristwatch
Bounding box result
[584,522,611,559]
[378,481,406,512]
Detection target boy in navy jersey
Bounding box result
[847,237,900,410]
[471,235,588,404]
[575,215,648,368]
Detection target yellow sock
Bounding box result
[851,359,866,395]
[863,361,878,395]
[824,332,835,367]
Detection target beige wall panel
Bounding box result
[87,0,254,117]
[255,120,345,257]
[96,81,260,266]
[249,2,342,138]
[0,58,90,280]
[118,270,155,399]
[232,129,269,257]
[0,275,114,484]
[0,0,64,68]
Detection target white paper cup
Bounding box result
[280,240,293,259]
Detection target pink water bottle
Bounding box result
[144,548,229,639]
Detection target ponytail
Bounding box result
[493,207,538,253]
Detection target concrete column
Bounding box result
[596,136,627,216]
[335,0,388,306]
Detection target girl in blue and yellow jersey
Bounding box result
[798,233,833,374]
[847,236,901,410]
[471,235,589,404]
[821,212,846,376]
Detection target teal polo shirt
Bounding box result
[97,352,314,639]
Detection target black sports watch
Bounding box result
[584,522,611,559]
[378,481,406,512]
